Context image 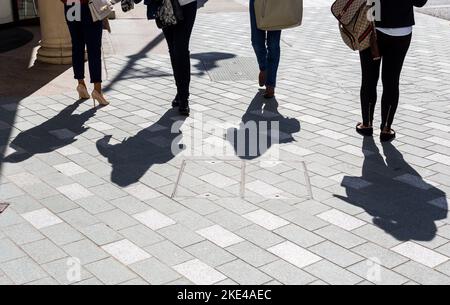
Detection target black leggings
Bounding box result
[65,4,103,83]
[360,31,411,129]
[162,1,197,104]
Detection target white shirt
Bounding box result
[178,0,196,6]
[377,27,413,37]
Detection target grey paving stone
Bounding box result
[304,260,363,285]
[40,223,84,246]
[130,258,181,284]
[217,260,272,285]
[260,260,317,285]
[436,261,450,277]
[110,196,150,215]
[80,223,124,246]
[353,224,403,249]
[394,261,450,285]
[236,225,285,249]
[226,241,278,268]
[157,224,204,248]
[74,277,104,285]
[314,225,366,249]
[85,258,137,285]
[185,240,236,268]
[62,239,109,265]
[348,260,409,285]
[21,239,67,264]
[6,195,42,214]
[310,241,364,268]
[89,184,128,201]
[26,277,59,285]
[118,224,164,248]
[145,240,194,266]
[170,210,215,231]
[1,257,48,284]
[0,183,24,200]
[0,207,25,228]
[96,209,138,231]
[352,243,409,269]
[274,224,324,248]
[75,196,115,215]
[2,222,45,245]
[40,194,79,214]
[281,209,328,231]
[58,208,99,229]
[0,238,26,263]
[42,257,93,285]
[206,209,252,232]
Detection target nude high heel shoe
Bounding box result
[77,84,90,99]
[91,90,109,107]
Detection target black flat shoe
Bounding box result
[380,129,396,142]
[179,105,190,116]
[356,123,373,137]
[172,95,180,108]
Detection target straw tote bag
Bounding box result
[254,0,303,31]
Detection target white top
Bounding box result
[178,0,196,6]
[376,27,413,37]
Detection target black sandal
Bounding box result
[380,129,396,142]
[356,123,373,137]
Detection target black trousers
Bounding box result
[64,4,103,83]
[359,31,412,129]
[162,1,197,104]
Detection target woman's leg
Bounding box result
[249,0,268,74]
[162,26,178,98]
[169,1,197,105]
[65,4,86,83]
[359,46,382,127]
[266,30,281,88]
[380,34,412,131]
[81,5,103,87]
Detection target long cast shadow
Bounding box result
[227,91,300,160]
[336,137,448,242]
[96,109,187,187]
[2,100,97,163]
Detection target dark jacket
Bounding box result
[375,0,428,28]
[144,0,160,19]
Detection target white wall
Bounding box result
[0,0,14,24]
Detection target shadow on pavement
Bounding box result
[2,100,97,163]
[336,137,448,242]
[96,108,187,187]
[0,26,71,178]
[227,91,301,160]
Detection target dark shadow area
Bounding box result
[191,52,236,75]
[2,100,97,163]
[0,26,71,178]
[336,137,448,242]
[227,91,301,160]
[197,0,209,8]
[0,27,34,53]
[96,108,187,187]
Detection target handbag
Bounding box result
[155,0,183,28]
[331,0,380,59]
[88,0,114,22]
[254,0,303,31]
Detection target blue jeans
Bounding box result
[249,0,281,88]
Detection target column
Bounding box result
[36,0,72,64]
